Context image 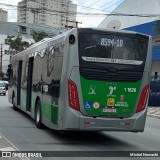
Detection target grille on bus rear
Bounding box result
[80,67,143,82]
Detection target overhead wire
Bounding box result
[79,0,103,12]
[0,1,124,15]
[0,1,99,12]
[97,0,118,11]
[1,2,160,18]
[0,1,106,14]
[103,0,124,11]
[0,1,121,17]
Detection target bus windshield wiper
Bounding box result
[84,45,96,50]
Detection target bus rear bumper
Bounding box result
[63,107,147,132]
[82,110,147,132]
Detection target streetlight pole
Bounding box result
[0,44,3,74]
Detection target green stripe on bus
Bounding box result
[41,102,59,125]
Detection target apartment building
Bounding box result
[17,0,77,29]
[0,8,7,22]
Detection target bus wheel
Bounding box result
[12,95,18,111]
[35,100,43,129]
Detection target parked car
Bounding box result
[0,82,6,96]
[1,77,9,81]
[0,80,9,90]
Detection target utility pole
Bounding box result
[75,21,82,28]
[0,44,3,74]
[66,19,82,28]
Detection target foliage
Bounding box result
[8,36,30,53]
[31,31,48,42]
[0,71,4,78]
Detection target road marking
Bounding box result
[2,134,20,151]
[0,132,30,160]
[0,147,16,151]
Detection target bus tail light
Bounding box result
[68,79,80,111]
[136,84,150,113]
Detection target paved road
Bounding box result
[0,93,160,160]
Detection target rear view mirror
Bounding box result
[7,64,13,81]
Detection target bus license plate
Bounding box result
[103,108,116,113]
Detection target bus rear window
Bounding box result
[79,33,148,65]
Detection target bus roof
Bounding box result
[12,32,68,58]
[78,27,150,37]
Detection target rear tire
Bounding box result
[12,94,18,111]
[35,100,43,129]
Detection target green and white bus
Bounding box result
[8,28,152,132]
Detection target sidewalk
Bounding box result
[147,107,160,119]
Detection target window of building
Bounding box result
[4,39,10,45]
[4,50,16,55]
[20,26,27,33]
[4,50,9,54]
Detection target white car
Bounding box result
[0,82,6,96]
[0,80,9,90]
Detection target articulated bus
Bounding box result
[8,28,152,132]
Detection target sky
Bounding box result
[0,0,124,27]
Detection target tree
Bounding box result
[21,41,30,49]
[0,71,4,78]
[8,36,30,53]
[31,31,48,42]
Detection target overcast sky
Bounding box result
[0,0,124,27]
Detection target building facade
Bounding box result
[17,0,77,29]
[0,8,7,22]
[98,0,160,106]
[0,21,60,74]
